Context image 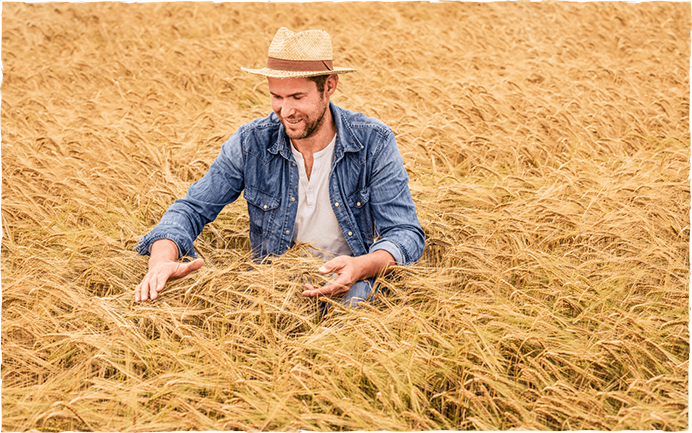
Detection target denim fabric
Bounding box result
[136,102,425,266]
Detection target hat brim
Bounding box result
[240,66,356,78]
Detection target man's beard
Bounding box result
[282,99,328,140]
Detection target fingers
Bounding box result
[303,256,357,298]
[134,278,151,302]
[317,256,346,274]
[171,259,204,278]
[302,280,350,298]
[134,259,205,303]
[134,274,164,302]
[148,274,163,301]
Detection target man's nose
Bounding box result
[281,100,295,118]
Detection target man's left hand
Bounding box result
[301,250,395,298]
[302,256,359,298]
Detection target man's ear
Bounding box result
[325,74,339,97]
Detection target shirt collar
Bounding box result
[268,102,363,159]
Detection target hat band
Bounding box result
[267,57,334,72]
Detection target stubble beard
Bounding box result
[282,98,328,140]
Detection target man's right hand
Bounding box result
[134,239,204,302]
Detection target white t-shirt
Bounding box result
[290,135,352,260]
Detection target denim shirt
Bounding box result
[136,102,425,266]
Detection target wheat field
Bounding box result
[2,2,689,431]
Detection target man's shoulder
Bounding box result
[332,104,394,154]
[217,112,283,162]
[231,112,283,153]
[333,104,391,133]
[237,112,281,134]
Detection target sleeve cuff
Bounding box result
[135,226,197,260]
[369,239,405,266]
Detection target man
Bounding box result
[134,27,425,308]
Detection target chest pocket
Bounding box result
[244,186,280,236]
[347,187,370,209]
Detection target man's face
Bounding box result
[268,77,329,140]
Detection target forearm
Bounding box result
[352,249,396,281]
[368,134,425,265]
[136,135,246,259]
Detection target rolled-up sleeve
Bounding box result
[135,130,247,259]
[367,130,425,266]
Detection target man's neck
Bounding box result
[291,108,336,180]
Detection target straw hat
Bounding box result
[241,27,356,78]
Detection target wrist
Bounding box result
[149,239,180,266]
[354,250,395,281]
[352,255,370,282]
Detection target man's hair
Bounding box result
[307,75,329,94]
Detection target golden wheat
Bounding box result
[2,2,689,431]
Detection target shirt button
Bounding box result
[334,202,339,207]
[291,197,295,202]
[356,202,361,207]
[348,231,353,236]
[292,162,296,167]
[263,205,267,209]
[285,230,290,235]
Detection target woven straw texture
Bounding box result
[270,28,332,61]
[242,27,356,77]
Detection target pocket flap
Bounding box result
[244,187,280,211]
[347,188,370,208]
